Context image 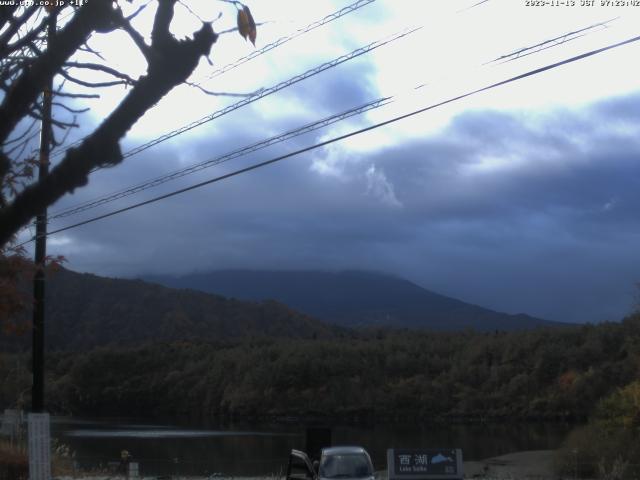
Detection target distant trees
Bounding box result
[0,250,30,334]
[598,380,640,429]
[0,352,30,411]
[555,376,640,479]
[1,313,637,422]
[0,0,256,334]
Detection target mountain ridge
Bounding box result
[1,268,342,352]
[143,269,566,331]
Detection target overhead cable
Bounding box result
[199,0,377,83]
[49,16,619,220]
[49,97,393,220]
[19,31,640,246]
[486,17,619,65]
[49,0,378,158]
[457,0,490,13]
[118,26,420,162]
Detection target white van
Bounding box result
[287,446,375,480]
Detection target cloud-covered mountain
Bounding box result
[52,91,640,325]
[145,270,565,331]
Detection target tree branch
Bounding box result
[126,1,152,22]
[0,5,39,56]
[1,117,38,147]
[0,12,219,246]
[117,16,153,62]
[0,5,18,33]
[78,40,106,61]
[59,69,132,88]
[64,61,138,84]
[29,107,79,129]
[186,81,259,97]
[151,0,177,47]
[52,102,90,115]
[0,12,48,59]
[52,90,100,99]
[0,0,116,144]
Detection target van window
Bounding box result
[319,454,373,478]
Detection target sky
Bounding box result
[17,0,640,324]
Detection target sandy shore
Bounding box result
[463,450,555,479]
[54,450,557,480]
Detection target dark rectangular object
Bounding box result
[387,448,463,480]
[305,427,332,461]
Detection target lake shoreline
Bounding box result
[45,416,572,478]
[53,449,557,480]
[57,412,584,428]
[51,413,583,432]
[463,449,555,479]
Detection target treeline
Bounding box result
[0,268,341,353]
[2,314,640,422]
[556,378,640,479]
[36,314,640,420]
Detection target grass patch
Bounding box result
[0,440,28,480]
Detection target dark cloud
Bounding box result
[591,91,640,124]
[281,56,378,116]
[43,89,640,325]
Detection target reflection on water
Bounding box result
[51,418,575,477]
[52,418,303,477]
[65,429,296,439]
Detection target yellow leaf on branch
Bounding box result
[237,5,257,46]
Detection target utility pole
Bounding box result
[28,10,57,480]
[32,8,56,414]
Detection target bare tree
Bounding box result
[0,0,256,248]
[0,0,257,333]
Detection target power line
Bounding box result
[457,0,490,13]
[44,1,485,178]
[117,26,420,162]
[49,97,393,220]
[48,25,418,218]
[47,25,417,186]
[48,16,617,221]
[20,32,640,246]
[45,23,419,220]
[49,0,378,159]
[485,17,618,65]
[197,0,377,84]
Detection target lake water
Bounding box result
[50,417,575,477]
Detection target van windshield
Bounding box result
[319,454,373,479]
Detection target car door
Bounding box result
[286,449,316,480]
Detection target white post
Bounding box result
[28,413,51,480]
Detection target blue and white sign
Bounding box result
[387,449,463,480]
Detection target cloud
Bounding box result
[365,164,402,207]
[43,88,640,325]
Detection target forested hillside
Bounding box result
[0,269,341,352]
[2,313,634,422]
